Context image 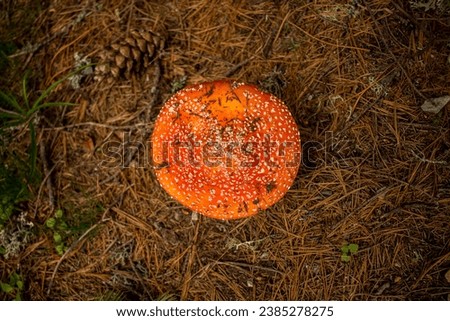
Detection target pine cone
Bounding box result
[96,29,165,80]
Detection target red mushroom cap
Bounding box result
[151,79,301,220]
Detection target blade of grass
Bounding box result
[0,120,22,130]
[0,91,24,114]
[28,121,37,181]
[31,64,93,113]
[22,72,30,110]
[28,102,77,116]
[0,109,22,119]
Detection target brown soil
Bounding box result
[1,0,449,300]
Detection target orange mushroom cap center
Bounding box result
[151,79,301,220]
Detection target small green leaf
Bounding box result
[0,246,5,255]
[9,272,19,285]
[348,243,359,254]
[340,245,349,254]
[341,254,350,262]
[59,222,68,231]
[53,232,62,244]
[1,282,14,293]
[55,209,63,219]
[0,207,11,221]
[15,291,22,301]
[16,280,24,290]
[55,244,65,256]
[46,217,56,229]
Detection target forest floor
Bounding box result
[0,0,449,300]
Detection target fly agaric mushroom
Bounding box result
[151,79,301,220]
